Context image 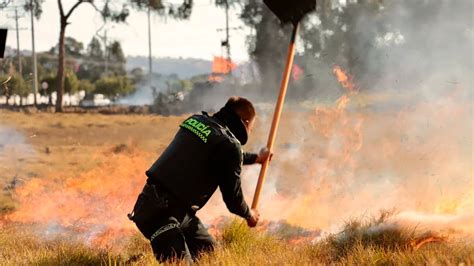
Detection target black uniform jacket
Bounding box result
[146,111,257,219]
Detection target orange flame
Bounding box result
[333,65,357,92]
[4,78,473,248]
[208,56,236,82]
[7,145,150,249]
[212,56,236,74]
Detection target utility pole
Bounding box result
[13,8,23,75]
[147,6,153,83]
[96,25,112,76]
[225,0,231,71]
[104,29,108,74]
[30,0,38,105]
[6,6,27,77]
[217,1,242,76]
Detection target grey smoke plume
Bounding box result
[0,125,36,167]
[0,125,36,197]
[199,0,473,235]
[118,76,168,105]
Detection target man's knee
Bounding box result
[182,215,216,258]
[186,235,215,261]
[149,217,192,262]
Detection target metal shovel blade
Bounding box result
[0,29,7,59]
[263,0,317,25]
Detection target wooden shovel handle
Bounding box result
[251,23,299,209]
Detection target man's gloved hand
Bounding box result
[255,147,273,164]
[246,208,260,227]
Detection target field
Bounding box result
[0,106,473,265]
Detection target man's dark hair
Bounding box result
[224,96,256,121]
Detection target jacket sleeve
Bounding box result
[243,152,258,165]
[213,141,251,219]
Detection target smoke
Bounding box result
[0,125,36,188]
[380,0,472,85]
[200,0,473,237]
[198,87,472,238]
[118,75,175,106]
[118,81,159,106]
[6,145,149,249]
[0,125,35,158]
[3,0,472,247]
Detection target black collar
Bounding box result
[211,107,248,145]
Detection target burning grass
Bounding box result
[4,143,150,250]
[0,65,472,264]
[1,213,472,265]
[327,210,446,257]
[199,212,473,265]
[0,223,154,265]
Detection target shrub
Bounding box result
[94,75,134,97]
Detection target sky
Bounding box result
[0,0,251,62]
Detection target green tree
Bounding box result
[107,41,125,64]
[130,0,164,10]
[78,38,127,81]
[53,0,130,112]
[40,75,56,95]
[23,55,46,81]
[181,79,192,92]
[0,74,12,105]
[64,70,79,94]
[95,75,134,98]
[77,37,104,82]
[130,67,145,84]
[237,0,290,96]
[40,74,56,105]
[49,37,85,58]
[76,62,101,82]
[106,41,126,75]
[87,36,103,58]
[8,74,31,106]
[236,0,387,97]
[39,71,79,105]
[31,0,194,112]
[130,0,193,19]
[23,0,45,19]
[78,79,95,94]
[37,52,59,73]
[65,37,84,57]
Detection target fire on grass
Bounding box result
[2,65,472,250]
[4,145,149,249]
[239,65,472,242]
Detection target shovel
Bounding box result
[251,0,317,210]
[0,29,6,59]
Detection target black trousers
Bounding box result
[130,183,215,262]
[149,213,215,262]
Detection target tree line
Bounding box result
[0,36,136,106]
[1,0,470,107]
[1,0,192,110]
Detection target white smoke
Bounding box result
[200,0,473,237]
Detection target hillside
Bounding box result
[2,46,212,79]
[126,56,212,79]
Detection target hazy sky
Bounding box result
[0,0,251,62]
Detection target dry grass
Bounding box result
[0,217,472,265]
[0,111,185,214]
[1,110,473,264]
